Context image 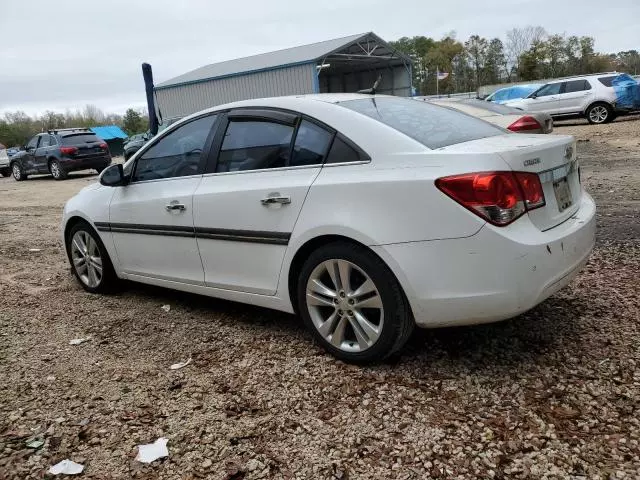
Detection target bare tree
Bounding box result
[505,26,547,80]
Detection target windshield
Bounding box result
[61,133,100,145]
[339,97,504,149]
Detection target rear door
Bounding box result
[192,110,334,295]
[526,83,563,114]
[555,80,593,114]
[34,134,51,172]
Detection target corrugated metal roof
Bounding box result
[90,126,128,141]
[157,32,373,88]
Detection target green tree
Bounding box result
[484,38,506,84]
[122,108,146,136]
[465,35,488,88]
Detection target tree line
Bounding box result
[0,106,148,148]
[390,26,640,95]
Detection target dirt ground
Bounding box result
[1,117,639,479]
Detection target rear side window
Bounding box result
[339,97,503,149]
[598,76,617,87]
[290,120,333,167]
[61,134,100,145]
[325,134,367,164]
[564,80,591,93]
[216,120,294,172]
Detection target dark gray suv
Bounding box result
[10,128,112,181]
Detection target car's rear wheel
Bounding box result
[297,242,413,363]
[50,159,68,180]
[586,102,613,124]
[67,221,118,293]
[11,162,27,181]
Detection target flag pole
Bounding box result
[436,67,439,96]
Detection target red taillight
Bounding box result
[508,115,542,132]
[60,146,78,155]
[514,172,545,210]
[436,171,546,226]
[99,142,108,150]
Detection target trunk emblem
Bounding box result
[524,158,541,167]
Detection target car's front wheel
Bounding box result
[67,221,118,293]
[297,241,413,363]
[586,102,613,124]
[11,162,27,181]
[50,159,68,180]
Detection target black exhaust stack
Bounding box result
[142,63,159,135]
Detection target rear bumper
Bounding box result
[60,155,111,172]
[372,191,596,328]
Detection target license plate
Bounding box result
[553,177,572,212]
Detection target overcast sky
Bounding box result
[1,0,638,116]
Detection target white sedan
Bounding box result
[62,94,596,362]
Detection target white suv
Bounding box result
[0,143,11,177]
[505,73,632,125]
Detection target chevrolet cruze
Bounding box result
[62,94,596,362]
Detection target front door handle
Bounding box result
[165,202,186,212]
[261,194,291,206]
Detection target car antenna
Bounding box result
[357,74,382,95]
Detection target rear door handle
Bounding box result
[165,202,186,212]
[261,194,291,206]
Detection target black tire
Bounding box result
[11,162,27,181]
[296,241,414,363]
[0,168,10,177]
[49,159,68,180]
[586,102,613,125]
[66,220,118,294]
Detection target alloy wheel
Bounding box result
[12,164,21,180]
[71,230,103,288]
[589,105,608,124]
[305,259,384,353]
[51,162,61,179]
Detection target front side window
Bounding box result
[49,135,58,145]
[132,114,217,182]
[339,97,503,150]
[534,83,562,97]
[37,135,50,148]
[564,80,591,93]
[216,120,294,172]
[290,120,333,167]
[26,137,38,150]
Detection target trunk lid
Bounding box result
[438,134,580,230]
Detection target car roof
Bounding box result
[545,72,621,84]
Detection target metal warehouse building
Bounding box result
[154,32,413,119]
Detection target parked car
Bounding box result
[62,94,595,362]
[426,98,553,133]
[485,84,542,104]
[505,73,640,124]
[0,143,10,177]
[124,133,149,160]
[10,128,112,181]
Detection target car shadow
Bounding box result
[26,172,99,181]
[115,280,586,372]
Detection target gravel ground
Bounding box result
[1,119,639,479]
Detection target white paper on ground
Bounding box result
[161,304,171,312]
[135,437,169,463]
[69,337,91,345]
[49,459,84,475]
[169,358,192,370]
[29,248,41,252]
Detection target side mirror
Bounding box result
[530,93,537,99]
[100,164,128,187]
[143,133,149,140]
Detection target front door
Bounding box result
[108,114,218,285]
[193,112,334,295]
[22,136,39,173]
[525,82,563,114]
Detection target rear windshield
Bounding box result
[61,133,101,145]
[339,97,504,149]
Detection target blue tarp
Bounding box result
[90,125,128,141]
[612,74,640,110]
